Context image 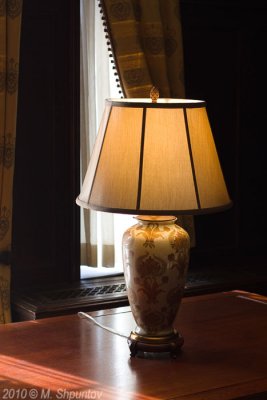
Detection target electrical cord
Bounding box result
[78,311,128,339]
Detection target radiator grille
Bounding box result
[47,283,127,301]
[12,266,267,321]
[28,274,216,303]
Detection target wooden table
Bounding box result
[1,291,267,400]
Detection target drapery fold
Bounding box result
[0,0,22,323]
[100,0,195,244]
[100,0,185,98]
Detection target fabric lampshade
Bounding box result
[76,98,232,215]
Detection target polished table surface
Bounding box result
[1,291,267,400]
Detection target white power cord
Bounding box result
[78,311,128,339]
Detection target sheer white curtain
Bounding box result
[80,0,133,274]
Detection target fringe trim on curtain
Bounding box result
[98,0,125,99]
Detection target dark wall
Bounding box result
[12,0,80,289]
[181,1,267,264]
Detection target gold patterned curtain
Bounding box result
[0,0,22,323]
[100,0,195,243]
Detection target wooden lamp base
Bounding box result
[128,330,184,358]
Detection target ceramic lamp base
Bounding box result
[122,215,190,357]
[128,330,184,358]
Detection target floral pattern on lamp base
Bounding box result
[122,216,190,345]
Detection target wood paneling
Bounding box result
[12,0,80,288]
[181,1,267,256]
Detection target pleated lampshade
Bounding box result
[76,98,232,215]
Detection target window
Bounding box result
[80,0,133,279]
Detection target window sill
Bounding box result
[80,265,123,279]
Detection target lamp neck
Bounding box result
[135,215,177,225]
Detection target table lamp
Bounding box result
[76,88,232,357]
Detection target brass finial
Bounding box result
[150,86,159,103]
